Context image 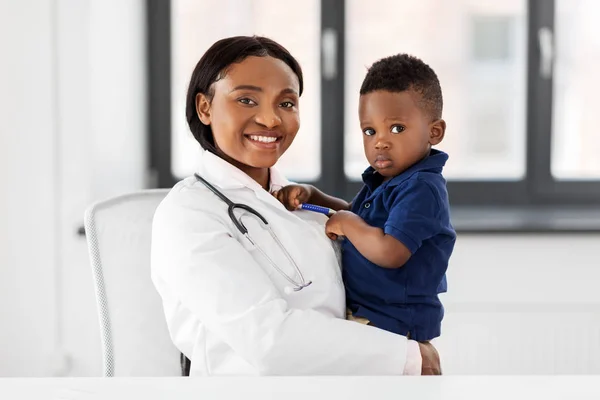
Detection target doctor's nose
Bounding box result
[255,105,282,129]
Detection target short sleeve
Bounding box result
[383,179,441,254]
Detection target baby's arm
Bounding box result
[274,184,351,212]
[333,180,444,269]
[306,185,351,212]
[325,179,444,269]
[325,211,411,269]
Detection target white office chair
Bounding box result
[84,189,182,377]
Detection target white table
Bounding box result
[1,376,599,400]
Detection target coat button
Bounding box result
[364,203,371,209]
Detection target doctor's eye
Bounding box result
[363,128,375,136]
[391,125,405,134]
[238,98,257,106]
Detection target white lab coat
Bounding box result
[151,150,421,376]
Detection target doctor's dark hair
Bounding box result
[185,36,304,154]
[360,53,443,120]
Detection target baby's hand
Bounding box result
[325,210,355,240]
[272,184,313,211]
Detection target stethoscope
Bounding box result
[194,173,313,293]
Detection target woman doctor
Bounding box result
[151,35,440,376]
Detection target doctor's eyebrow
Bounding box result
[230,85,298,96]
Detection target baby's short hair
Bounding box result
[360,54,443,120]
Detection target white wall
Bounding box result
[439,234,600,374]
[0,0,59,377]
[0,0,146,376]
[58,0,148,377]
[0,0,598,377]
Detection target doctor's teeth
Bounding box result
[250,135,277,143]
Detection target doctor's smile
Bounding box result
[193,54,301,189]
[244,130,285,150]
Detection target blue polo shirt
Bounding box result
[342,149,456,341]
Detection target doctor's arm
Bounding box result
[152,202,420,376]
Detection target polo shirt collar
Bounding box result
[361,149,449,191]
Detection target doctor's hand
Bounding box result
[324,210,357,240]
[272,184,313,211]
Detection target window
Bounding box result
[170,0,321,181]
[344,0,527,180]
[551,0,600,180]
[148,0,600,212]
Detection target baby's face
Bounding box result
[358,89,437,179]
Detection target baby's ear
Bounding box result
[429,119,446,146]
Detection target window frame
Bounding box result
[146,0,600,208]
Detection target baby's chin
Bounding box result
[372,165,408,179]
[372,167,395,178]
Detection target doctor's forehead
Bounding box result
[216,56,300,95]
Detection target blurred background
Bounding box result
[1,0,599,377]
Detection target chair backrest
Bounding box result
[84,189,181,377]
